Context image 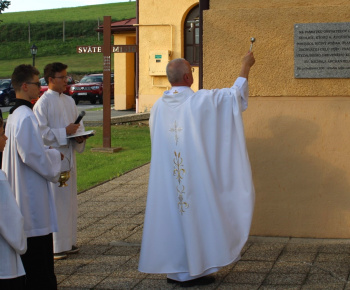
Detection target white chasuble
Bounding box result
[2,106,61,238]
[34,89,85,253]
[138,77,255,280]
[0,170,26,279]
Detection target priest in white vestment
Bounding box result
[3,64,62,289]
[0,118,27,289]
[34,62,86,260]
[138,52,256,286]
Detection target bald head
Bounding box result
[166,58,193,87]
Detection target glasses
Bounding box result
[52,76,69,80]
[26,82,41,88]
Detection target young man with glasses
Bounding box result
[2,64,62,289]
[34,62,87,261]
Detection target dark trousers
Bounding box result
[0,275,26,290]
[21,233,57,290]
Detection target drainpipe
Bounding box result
[136,0,140,113]
[199,0,209,90]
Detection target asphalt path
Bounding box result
[1,101,135,122]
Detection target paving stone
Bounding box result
[104,245,140,256]
[305,273,346,284]
[223,272,266,284]
[75,256,130,274]
[319,244,350,254]
[124,231,143,244]
[56,274,70,284]
[55,261,90,276]
[94,277,141,289]
[127,213,146,224]
[309,261,350,279]
[284,243,320,253]
[77,217,98,230]
[233,261,274,273]
[278,252,317,263]
[54,164,350,289]
[248,236,290,243]
[213,264,236,280]
[315,253,350,263]
[263,273,307,285]
[132,278,177,289]
[241,249,283,261]
[218,284,260,290]
[58,286,89,289]
[271,261,311,274]
[82,210,116,218]
[111,268,148,279]
[303,283,346,289]
[78,245,112,256]
[259,286,301,290]
[248,243,286,252]
[58,274,108,288]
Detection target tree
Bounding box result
[0,1,10,14]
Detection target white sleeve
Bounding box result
[16,117,62,183]
[0,175,27,255]
[34,100,67,146]
[231,77,249,112]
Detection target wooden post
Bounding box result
[199,0,209,89]
[103,16,111,148]
[98,18,100,41]
[63,20,65,42]
[76,18,137,153]
[28,21,31,43]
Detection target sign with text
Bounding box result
[294,22,350,78]
[76,45,138,54]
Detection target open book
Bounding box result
[67,130,95,139]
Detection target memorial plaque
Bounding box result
[294,22,350,78]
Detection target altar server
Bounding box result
[0,118,27,290]
[139,52,256,287]
[3,64,62,289]
[34,62,86,260]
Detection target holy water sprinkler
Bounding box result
[249,37,256,52]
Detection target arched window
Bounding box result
[184,5,200,66]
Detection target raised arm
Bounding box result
[239,52,255,80]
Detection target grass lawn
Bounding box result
[1,111,9,120]
[76,125,151,192]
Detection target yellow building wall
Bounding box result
[138,0,199,113]
[204,0,350,238]
[113,33,136,110]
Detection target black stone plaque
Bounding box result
[294,22,350,78]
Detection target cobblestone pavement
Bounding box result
[57,163,350,289]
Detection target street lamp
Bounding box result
[30,44,38,67]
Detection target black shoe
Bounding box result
[66,245,79,254]
[167,276,215,288]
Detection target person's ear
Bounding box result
[21,82,28,91]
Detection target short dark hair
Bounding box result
[44,62,68,84]
[11,64,40,92]
[0,118,3,128]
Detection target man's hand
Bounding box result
[239,52,255,79]
[74,136,88,144]
[66,123,80,135]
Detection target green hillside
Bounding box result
[0,2,136,78]
[1,2,136,23]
